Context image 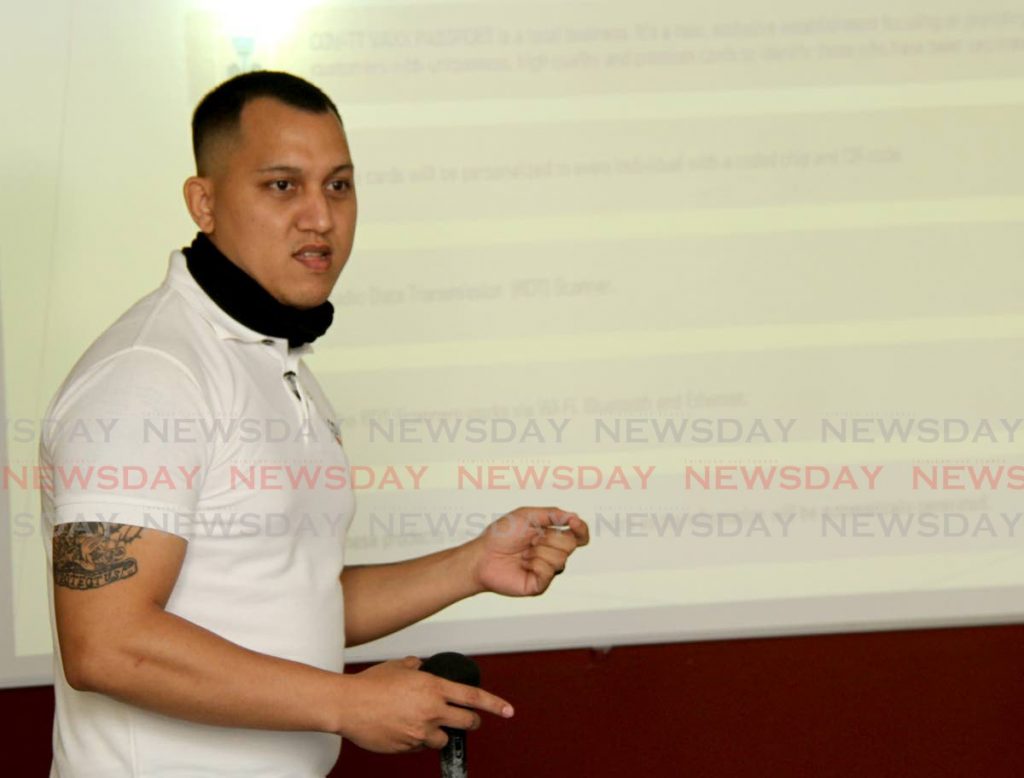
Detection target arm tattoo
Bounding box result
[53,522,144,590]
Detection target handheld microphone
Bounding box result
[421,652,481,778]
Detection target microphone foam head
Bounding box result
[421,651,481,687]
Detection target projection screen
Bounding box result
[2,0,1024,687]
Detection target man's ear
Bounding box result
[183,176,215,233]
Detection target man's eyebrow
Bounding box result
[256,163,354,175]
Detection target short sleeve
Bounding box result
[40,348,213,541]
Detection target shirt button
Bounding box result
[261,339,274,345]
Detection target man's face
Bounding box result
[190,97,357,309]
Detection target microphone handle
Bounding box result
[420,652,479,778]
[441,729,467,778]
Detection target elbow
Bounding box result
[60,639,110,693]
[57,607,163,693]
[61,650,95,692]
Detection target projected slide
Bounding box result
[3,0,1024,687]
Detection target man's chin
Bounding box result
[261,266,342,309]
[286,294,332,311]
[267,287,327,310]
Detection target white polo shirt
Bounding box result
[40,251,355,777]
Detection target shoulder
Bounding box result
[43,296,218,442]
[80,282,218,383]
[45,278,234,423]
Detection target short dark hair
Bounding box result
[191,70,341,174]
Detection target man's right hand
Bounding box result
[335,656,514,753]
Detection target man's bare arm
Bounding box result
[54,522,347,731]
[341,543,483,648]
[53,522,512,751]
[341,507,589,648]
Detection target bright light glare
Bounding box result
[200,0,318,52]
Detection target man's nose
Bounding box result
[297,188,333,234]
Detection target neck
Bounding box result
[183,232,334,348]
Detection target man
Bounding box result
[40,71,588,777]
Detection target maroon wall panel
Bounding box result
[338,625,1024,777]
[5,625,1023,777]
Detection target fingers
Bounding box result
[443,679,515,720]
[488,508,590,553]
[566,513,590,546]
[525,549,563,587]
[424,729,450,750]
[415,681,507,751]
[523,542,568,575]
[505,508,589,586]
[422,707,480,750]
[526,518,587,571]
[441,707,482,732]
[522,554,560,590]
[533,526,578,554]
[529,507,590,547]
[349,659,509,754]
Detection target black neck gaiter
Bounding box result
[183,232,334,348]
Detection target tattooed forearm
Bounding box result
[53,522,144,589]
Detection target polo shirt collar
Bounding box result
[164,250,313,356]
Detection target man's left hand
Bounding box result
[469,507,589,597]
